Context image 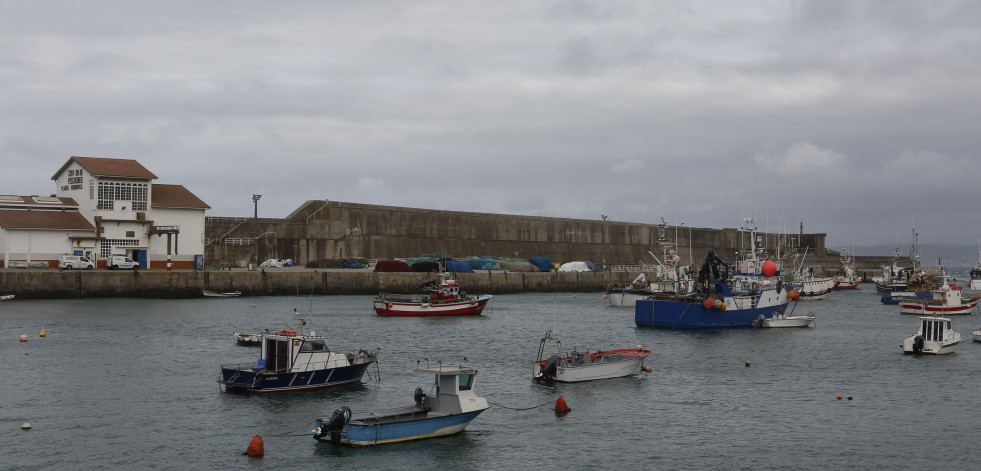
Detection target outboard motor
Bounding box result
[912,335,924,355]
[539,353,560,380]
[313,406,351,442]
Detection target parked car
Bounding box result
[59,255,94,270]
[107,255,139,270]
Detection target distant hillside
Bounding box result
[845,244,979,268]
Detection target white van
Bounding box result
[108,255,140,270]
[59,255,95,270]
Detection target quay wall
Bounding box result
[0,270,642,299]
[0,253,900,299]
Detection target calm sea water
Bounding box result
[3,270,981,470]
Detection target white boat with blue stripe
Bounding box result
[313,362,488,446]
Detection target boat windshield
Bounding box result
[458,374,474,391]
[300,340,328,352]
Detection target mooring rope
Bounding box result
[267,418,317,437]
[488,400,553,411]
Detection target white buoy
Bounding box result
[22,423,31,430]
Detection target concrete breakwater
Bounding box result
[0,270,643,299]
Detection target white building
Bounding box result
[0,156,210,269]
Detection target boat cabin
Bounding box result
[418,365,486,415]
[255,330,349,374]
[917,317,951,344]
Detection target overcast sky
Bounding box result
[3,1,981,250]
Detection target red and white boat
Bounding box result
[899,271,980,316]
[373,274,492,316]
[833,248,861,290]
[532,330,652,382]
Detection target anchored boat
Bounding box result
[312,363,488,446]
[899,270,979,316]
[373,273,491,316]
[635,251,790,329]
[232,331,263,346]
[218,321,378,393]
[531,330,652,382]
[901,316,960,355]
[203,290,242,297]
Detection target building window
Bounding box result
[89,180,95,200]
[100,238,140,259]
[98,181,148,211]
[125,231,135,238]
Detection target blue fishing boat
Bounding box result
[635,251,790,329]
[218,323,378,393]
[312,363,488,446]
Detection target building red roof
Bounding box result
[52,157,158,180]
[151,184,210,209]
[0,209,95,230]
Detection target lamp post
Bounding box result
[252,194,262,270]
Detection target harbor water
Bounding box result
[3,274,981,470]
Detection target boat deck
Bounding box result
[349,405,447,426]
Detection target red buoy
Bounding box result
[555,396,570,414]
[762,260,777,276]
[641,365,652,373]
[244,434,264,457]
[703,299,715,309]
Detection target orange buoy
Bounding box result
[603,295,608,299]
[836,395,842,401]
[572,295,577,298]
[788,291,800,300]
[641,365,652,373]
[703,299,715,309]
[244,434,264,457]
[555,396,570,414]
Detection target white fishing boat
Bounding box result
[232,331,262,346]
[970,240,981,291]
[972,329,981,342]
[833,248,861,290]
[758,312,815,328]
[901,316,960,355]
[607,218,694,306]
[312,362,488,446]
[531,330,652,382]
[0,294,13,301]
[899,270,979,316]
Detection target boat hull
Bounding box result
[635,298,789,329]
[833,280,860,290]
[373,296,491,316]
[901,337,959,355]
[761,314,815,328]
[219,362,373,393]
[317,408,487,446]
[532,350,651,382]
[606,289,649,307]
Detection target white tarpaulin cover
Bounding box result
[558,261,591,272]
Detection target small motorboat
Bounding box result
[218,317,378,393]
[0,294,13,301]
[758,312,815,328]
[901,316,960,355]
[532,330,652,382]
[373,273,492,316]
[972,330,981,342]
[203,290,242,297]
[312,362,488,446]
[232,331,263,346]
